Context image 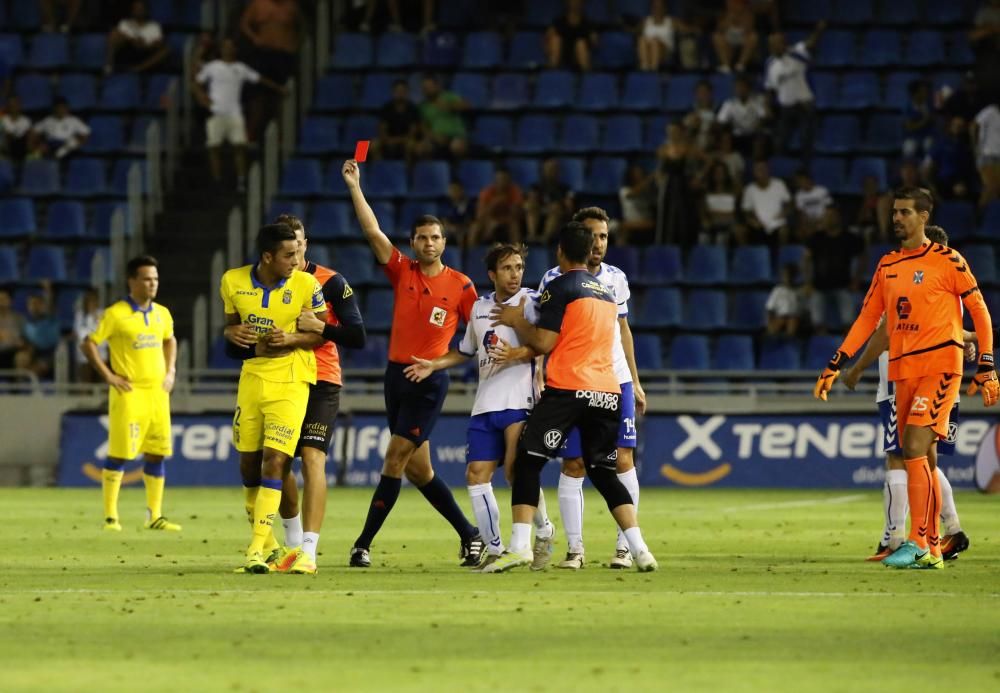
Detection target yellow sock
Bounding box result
[143,474,165,520]
[248,487,282,555]
[102,469,124,519]
[244,486,279,552]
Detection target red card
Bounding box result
[354,140,370,163]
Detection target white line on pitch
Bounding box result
[721,494,867,513]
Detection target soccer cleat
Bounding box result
[910,552,945,570]
[479,548,532,574]
[940,531,969,561]
[103,517,122,532]
[865,543,892,562]
[459,534,486,568]
[635,550,658,572]
[609,547,633,569]
[289,551,318,575]
[267,546,300,573]
[881,540,928,569]
[145,516,182,531]
[530,528,556,571]
[557,551,585,570]
[235,551,270,574]
[477,553,502,571]
[349,547,371,568]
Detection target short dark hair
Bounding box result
[925,224,949,246]
[571,206,610,225]
[558,221,593,264]
[410,214,444,240]
[273,213,304,233]
[485,243,527,273]
[256,223,297,257]
[126,254,158,278]
[893,187,934,216]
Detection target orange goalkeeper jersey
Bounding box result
[840,241,994,381]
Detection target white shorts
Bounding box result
[206,114,247,146]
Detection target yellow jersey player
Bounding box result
[221,223,326,574]
[81,255,180,532]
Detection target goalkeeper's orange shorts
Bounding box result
[895,373,962,443]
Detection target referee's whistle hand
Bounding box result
[403,357,433,383]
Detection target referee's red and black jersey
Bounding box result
[536,268,619,393]
[307,261,363,386]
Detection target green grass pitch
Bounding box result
[1,487,998,692]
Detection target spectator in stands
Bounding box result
[470,168,524,248]
[416,74,469,160]
[1,96,32,163]
[802,208,863,333]
[618,164,655,245]
[39,0,82,33]
[712,0,759,74]
[29,98,89,160]
[239,0,303,141]
[738,159,790,246]
[193,38,287,191]
[792,169,832,239]
[706,127,745,185]
[637,0,688,71]
[373,79,421,164]
[971,0,1000,61]
[717,74,768,160]
[924,116,978,201]
[766,264,802,337]
[104,1,169,75]
[940,72,982,123]
[902,79,935,160]
[973,100,1000,208]
[0,289,24,370]
[19,287,60,379]
[545,0,598,72]
[441,181,474,245]
[657,121,704,247]
[765,21,825,164]
[525,158,574,243]
[72,288,105,383]
[699,160,739,244]
[355,0,437,34]
[684,79,717,150]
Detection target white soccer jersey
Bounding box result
[539,262,632,384]
[458,288,538,417]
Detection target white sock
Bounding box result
[468,483,504,555]
[615,467,640,551]
[533,488,553,539]
[623,526,648,556]
[282,514,303,548]
[302,531,320,559]
[885,469,908,548]
[936,467,961,534]
[558,473,585,553]
[510,522,532,553]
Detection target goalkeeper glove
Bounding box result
[967,352,999,407]
[813,350,847,401]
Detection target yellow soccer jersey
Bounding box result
[220,264,325,384]
[88,298,174,387]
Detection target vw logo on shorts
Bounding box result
[543,429,563,450]
[947,421,958,444]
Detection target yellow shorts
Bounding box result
[233,371,309,457]
[108,386,172,460]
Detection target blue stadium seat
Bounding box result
[884,71,920,108]
[935,201,976,240]
[776,244,806,271]
[267,199,307,225]
[309,202,352,240]
[0,34,25,67]
[838,72,880,110]
[713,335,755,370]
[491,73,529,110]
[633,334,663,370]
[639,245,682,285]
[509,32,545,69]
[557,157,585,191]
[298,116,340,154]
[55,288,82,330]
[686,290,727,331]
[99,74,140,110]
[863,114,904,154]
[810,158,847,194]
[602,114,642,153]
[359,73,395,110]
[730,245,772,285]
[578,73,619,111]
[635,287,681,328]
[603,246,639,279]
[961,245,997,283]
[19,160,60,196]
[58,73,96,110]
[847,157,888,194]
[333,245,377,285]
[45,200,86,239]
[622,72,662,111]
[810,73,838,110]
[664,75,699,112]
[28,33,68,69]
[816,30,855,68]
[279,158,323,196]
[0,160,13,193]
[75,245,112,283]
[65,158,108,197]
[815,115,859,154]
[804,335,842,370]
[523,248,550,286]
[834,0,873,24]
[905,31,945,66]
[512,115,556,154]
[423,31,460,68]
[644,116,669,150]
[127,117,157,153]
[758,338,802,370]
[505,158,540,189]
[16,74,53,111]
[786,0,831,24]
[84,115,125,153]
[457,160,494,195]
[595,31,634,69]
[26,245,68,282]
[472,115,513,152]
[73,34,106,70]
[438,73,482,110]
[148,0,176,24]
[306,244,332,268]
[376,33,416,68]
[980,202,1000,238]
[364,288,395,330]
[927,3,971,24]
[768,156,799,182]
[882,3,919,25]
[582,157,626,195]
[143,74,174,110]
[314,75,355,110]
[669,335,710,370]
[729,290,768,331]
[0,247,18,283]
[462,32,502,69]
[523,0,561,28]
[366,161,408,198]
[410,161,450,198]
[684,246,727,285]
[949,32,975,66]
[331,33,372,69]
[345,334,389,368]
[860,30,902,67]
[532,70,575,109]
[342,115,380,146]
[464,246,490,278]
[110,158,147,196]
[558,115,598,153]
[91,201,127,238]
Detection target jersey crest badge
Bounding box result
[913,271,924,284]
[429,306,447,327]
[282,289,292,304]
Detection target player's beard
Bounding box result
[893,224,907,240]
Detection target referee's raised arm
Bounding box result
[342,159,394,265]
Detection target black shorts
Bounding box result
[384,361,449,445]
[520,387,620,471]
[296,381,342,455]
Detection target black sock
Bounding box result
[354,474,402,550]
[418,475,477,541]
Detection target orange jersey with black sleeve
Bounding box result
[382,247,477,363]
[535,268,620,393]
[306,262,365,386]
[839,241,994,380]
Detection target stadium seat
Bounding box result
[346,335,389,368]
[19,160,60,196]
[622,72,662,111]
[978,202,1000,238]
[55,287,82,330]
[684,246,727,286]
[110,158,147,196]
[472,115,513,152]
[809,158,847,194]
[332,245,377,285]
[558,115,599,153]
[523,0,562,28]
[758,338,802,370]
[365,288,395,330]
[298,116,340,154]
[602,114,642,153]
[786,0,831,24]
[862,114,904,154]
[342,115,379,148]
[730,246,772,285]
[685,290,727,331]
[410,161,450,198]
[462,32,502,69]
[882,3,918,25]
[0,247,18,283]
[314,75,355,111]
[359,73,395,110]
[934,201,976,240]
[75,245,112,283]
[447,72,488,110]
[0,160,13,192]
[595,31,633,69]
[905,31,945,66]
[633,334,663,370]
[816,31,855,68]
[491,73,529,110]
[512,115,556,154]
[582,157,626,195]
[639,245,682,285]
[464,246,490,279]
[523,248,550,286]
[73,34,106,70]
[578,73,619,111]
[0,34,25,67]
[729,290,768,331]
[644,115,669,150]
[509,31,545,69]
[28,33,68,69]
[91,201,128,238]
[331,33,372,69]
[884,71,920,108]
[949,33,975,66]
[143,74,174,111]
[375,33,416,68]
[16,74,53,111]
[59,73,97,111]
[308,202,350,240]
[457,160,494,196]
[99,74,140,110]
[847,157,888,194]
[65,157,108,197]
[26,245,68,282]
[768,156,799,182]
[635,287,681,328]
[44,200,86,239]
[664,75,699,112]
[810,73,838,110]
[279,158,323,197]
[838,72,880,110]
[964,245,997,284]
[815,115,859,155]
[423,30,460,67]
[306,244,332,268]
[532,70,575,109]
[363,161,408,199]
[713,335,755,370]
[777,244,806,271]
[804,335,842,370]
[860,30,902,67]
[505,158,540,189]
[834,0,873,24]
[84,115,125,153]
[126,116,154,153]
[557,158,585,191]
[268,198,307,224]
[669,335,710,370]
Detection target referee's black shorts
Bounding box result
[295,381,342,455]
[384,361,449,446]
[519,387,620,471]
